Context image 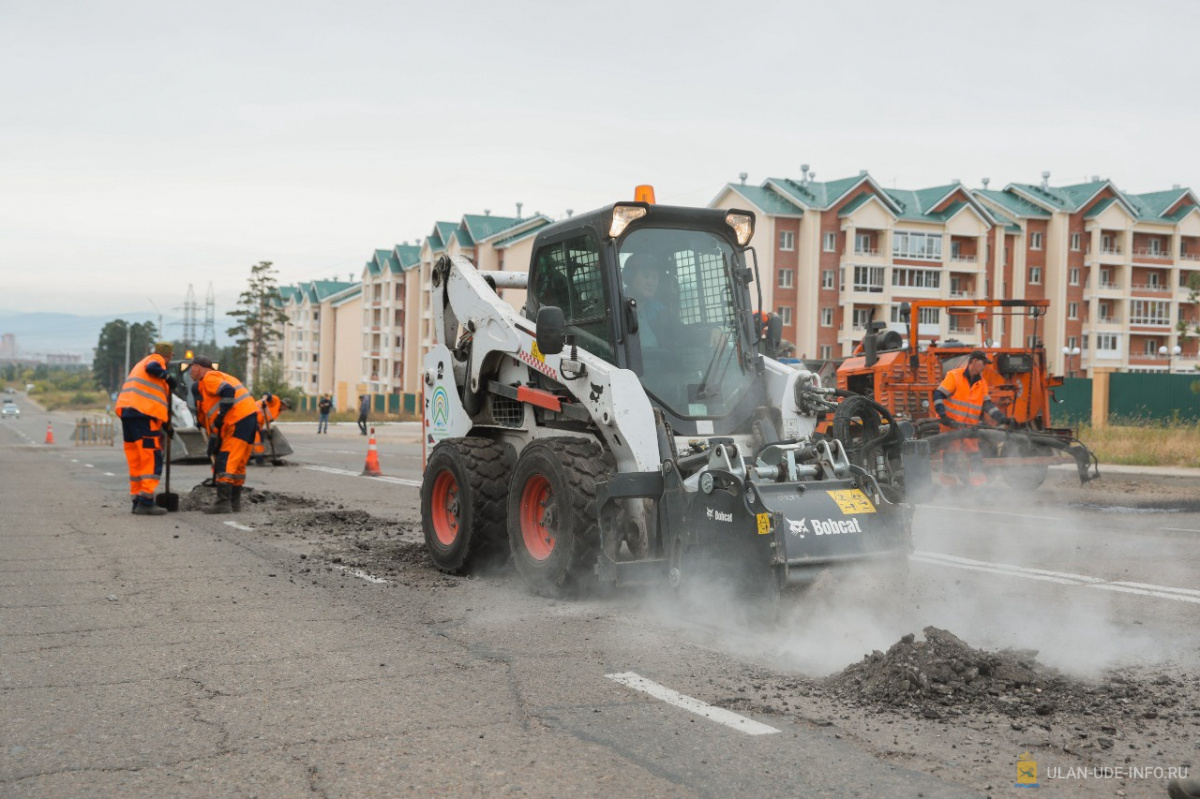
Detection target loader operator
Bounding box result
[622,253,671,346]
[115,341,176,516]
[932,350,1012,486]
[185,355,259,513]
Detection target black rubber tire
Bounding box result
[421,437,513,574]
[507,438,606,597]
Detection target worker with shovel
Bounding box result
[185,355,259,514]
[932,350,1013,487]
[252,392,292,465]
[115,341,176,516]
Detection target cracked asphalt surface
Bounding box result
[3,411,1198,797]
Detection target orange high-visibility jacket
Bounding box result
[935,367,993,428]
[259,394,283,426]
[115,354,171,421]
[194,370,258,434]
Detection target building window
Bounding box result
[1030,232,1043,250]
[1130,300,1170,326]
[1068,302,1078,319]
[1029,266,1043,285]
[779,230,795,251]
[821,307,834,327]
[823,232,837,252]
[1068,336,1078,349]
[851,308,873,330]
[892,231,943,261]
[822,270,835,290]
[916,307,941,325]
[1082,334,1089,351]
[1071,233,1081,251]
[1069,267,1080,285]
[892,268,941,289]
[855,233,873,254]
[853,266,885,293]
[1102,234,1114,252]
[820,345,832,359]
[1149,239,1162,255]
[1147,272,1160,288]
[778,307,793,326]
[1144,338,1159,356]
[778,269,794,288]
[1096,333,1120,351]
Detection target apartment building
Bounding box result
[710,169,1004,360]
[974,175,1200,375]
[711,169,1200,375]
[275,280,360,405]
[361,244,420,396]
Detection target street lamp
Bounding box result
[1062,346,1081,378]
[1158,344,1181,373]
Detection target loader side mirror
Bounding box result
[536,306,566,355]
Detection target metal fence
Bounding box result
[1054,373,1200,426]
[73,416,116,446]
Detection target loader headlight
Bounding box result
[725,211,754,246]
[609,205,648,238]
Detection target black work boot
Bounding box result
[230,486,242,512]
[203,484,233,515]
[132,500,168,516]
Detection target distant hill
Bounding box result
[0,310,230,363]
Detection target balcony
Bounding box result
[1130,282,1171,294]
[1132,247,1171,263]
[949,254,978,265]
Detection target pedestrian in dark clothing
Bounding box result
[357,394,369,435]
[317,394,332,433]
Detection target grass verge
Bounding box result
[1078,421,1200,468]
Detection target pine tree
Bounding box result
[226,261,288,390]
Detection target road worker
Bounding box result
[932,350,1012,487]
[185,355,259,513]
[252,392,292,465]
[115,341,176,515]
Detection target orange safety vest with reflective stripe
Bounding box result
[935,367,992,428]
[194,370,258,434]
[260,394,282,426]
[115,354,171,421]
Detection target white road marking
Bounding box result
[920,504,1060,522]
[1163,527,1200,533]
[223,521,254,531]
[605,672,780,736]
[103,472,115,477]
[303,465,421,487]
[912,551,1200,604]
[84,464,94,468]
[339,567,389,584]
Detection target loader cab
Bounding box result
[526,202,764,435]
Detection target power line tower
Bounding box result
[180,284,199,347]
[203,283,216,345]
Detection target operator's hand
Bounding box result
[165,374,178,393]
[213,414,227,432]
[937,411,951,426]
[206,435,218,458]
[162,421,175,437]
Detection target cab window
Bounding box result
[530,233,613,361]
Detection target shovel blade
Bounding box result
[155,493,180,512]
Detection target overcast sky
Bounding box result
[3,0,1199,330]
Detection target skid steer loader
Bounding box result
[420,198,931,606]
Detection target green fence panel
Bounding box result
[403,393,418,415]
[388,394,400,414]
[1051,377,1092,427]
[1109,372,1200,423]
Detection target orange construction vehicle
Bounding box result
[835,298,1098,489]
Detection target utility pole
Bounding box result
[148,298,163,340]
[123,322,131,382]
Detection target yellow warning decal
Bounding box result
[530,340,545,362]
[756,512,772,535]
[827,489,876,515]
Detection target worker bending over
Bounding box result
[932,349,1012,487]
[252,392,292,465]
[186,355,259,513]
[115,341,176,515]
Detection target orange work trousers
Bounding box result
[214,414,259,486]
[119,410,163,503]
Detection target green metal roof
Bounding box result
[725,184,804,215]
[310,280,358,302]
[491,218,553,249]
[836,192,874,217]
[769,174,866,209]
[463,213,523,242]
[1083,197,1116,219]
[394,244,421,271]
[974,189,1052,219]
[365,259,382,277]
[1132,189,1191,219]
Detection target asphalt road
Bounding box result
[2,403,1197,798]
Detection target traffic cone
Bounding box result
[44,422,55,445]
[362,427,382,476]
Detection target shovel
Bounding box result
[155,425,180,512]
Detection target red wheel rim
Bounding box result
[430,470,460,546]
[519,474,555,560]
